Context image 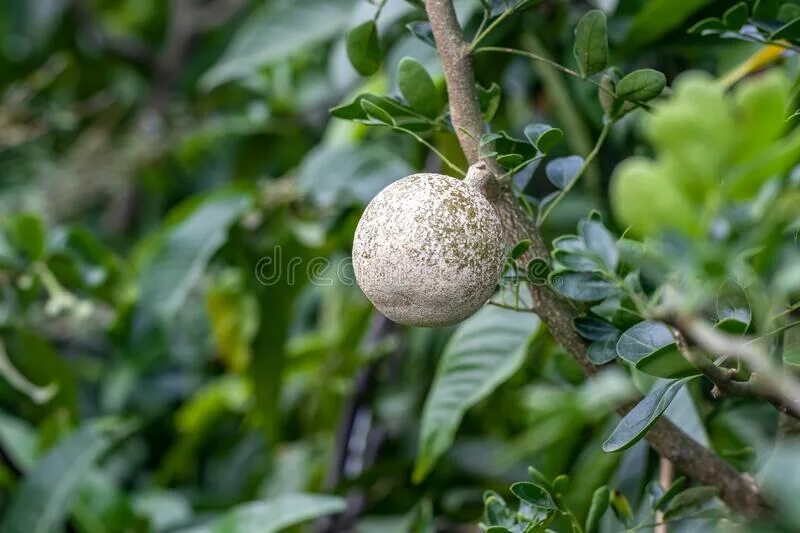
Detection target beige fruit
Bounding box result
[353,170,504,327]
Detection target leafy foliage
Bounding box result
[3,0,800,531]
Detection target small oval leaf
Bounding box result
[346,20,381,76]
[573,10,608,78]
[616,69,666,103]
[603,376,697,452]
[397,57,440,118]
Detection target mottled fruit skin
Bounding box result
[353,173,504,327]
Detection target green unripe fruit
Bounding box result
[610,157,698,238]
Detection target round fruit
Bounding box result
[353,172,504,327]
[610,157,698,238]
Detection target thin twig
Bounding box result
[538,121,611,224]
[474,46,652,112]
[672,316,800,419]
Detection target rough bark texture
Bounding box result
[423,0,768,517]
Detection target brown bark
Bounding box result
[423,0,768,517]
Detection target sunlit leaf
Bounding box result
[414,305,539,482]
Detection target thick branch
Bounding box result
[423,0,767,517]
[425,0,484,163]
[673,316,800,419]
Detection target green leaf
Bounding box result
[361,100,394,124]
[138,191,252,321]
[346,20,382,76]
[406,21,435,48]
[489,130,538,169]
[330,93,434,131]
[510,239,531,260]
[397,57,440,118]
[610,490,634,527]
[574,317,620,341]
[687,17,726,35]
[754,0,779,19]
[727,127,800,198]
[615,69,666,103]
[579,218,619,271]
[6,214,46,261]
[663,486,718,521]
[573,10,608,78]
[206,494,346,533]
[760,443,800,526]
[616,321,696,379]
[510,482,556,509]
[616,318,675,358]
[771,17,800,39]
[587,338,619,364]
[625,0,710,47]
[0,425,113,533]
[585,486,610,533]
[484,492,514,528]
[478,83,502,121]
[655,476,687,511]
[602,376,697,452]
[722,2,748,30]
[523,123,563,154]
[545,155,584,190]
[550,271,617,302]
[0,411,37,472]
[779,4,800,23]
[296,144,413,210]
[201,0,356,88]
[413,305,539,482]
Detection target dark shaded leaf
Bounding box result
[588,338,618,364]
[580,218,619,271]
[754,0,779,19]
[603,376,697,452]
[478,83,502,121]
[616,69,666,103]
[398,57,439,117]
[0,425,113,533]
[550,271,617,302]
[406,21,435,47]
[524,123,563,154]
[574,317,620,341]
[573,10,608,78]
[655,476,687,511]
[722,2,748,30]
[510,240,531,260]
[771,17,800,39]
[585,486,610,533]
[546,156,584,189]
[663,486,719,521]
[617,321,696,378]
[510,482,556,509]
[346,20,382,76]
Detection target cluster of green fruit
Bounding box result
[611,70,797,238]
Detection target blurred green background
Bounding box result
[0,0,790,531]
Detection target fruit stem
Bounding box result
[464,161,502,200]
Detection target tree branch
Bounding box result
[672,316,800,419]
[423,0,768,517]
